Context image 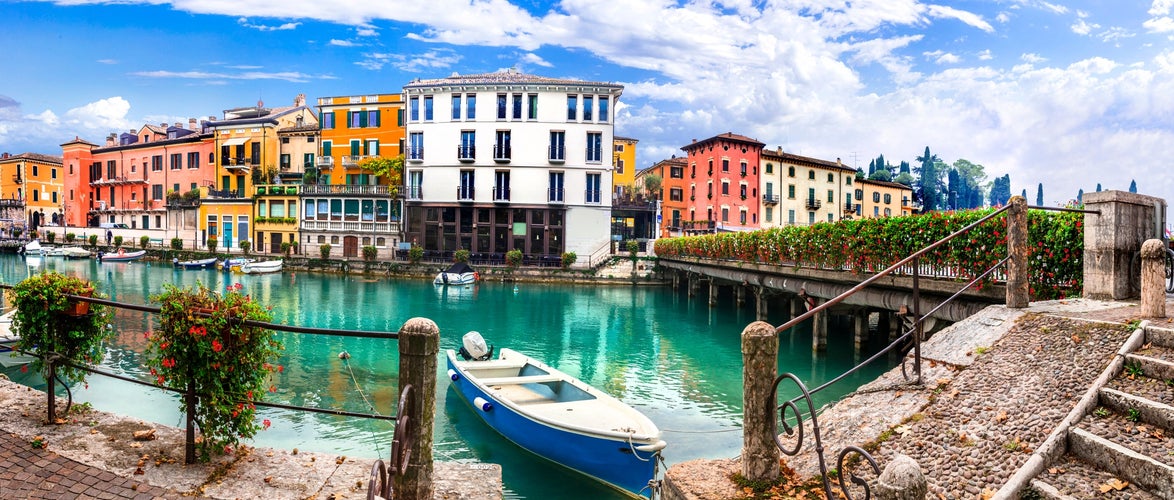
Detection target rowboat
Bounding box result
[240,259,282,274]
[174,257,218,269]
[98,249,146,262]
[446,334,665,498]
[434,262,478,285]
[221,257,255,271]
[62,247,92,259]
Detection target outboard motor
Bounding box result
[459,331,494,361]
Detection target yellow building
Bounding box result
[201,95,317,251]
[854,178,914,218]
[315,93,405,185]
[0,152,64,232]
[612,136,638,196]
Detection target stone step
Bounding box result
[1031,454,1162,499]
[1123,347,1174,384]
[1099,387,1174,432]
[1069,420,1174,496]
[1146,324,1174,350]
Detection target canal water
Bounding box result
[0,254,896,499]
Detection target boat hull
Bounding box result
[434,272,476,285]
[240,260,282,274]
[446,355,659,498]
[98,250,146,262]
[176,257,218,269]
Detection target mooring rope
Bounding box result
[338,350,390,460]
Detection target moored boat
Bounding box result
[221,257,255,271]
[42,246,66,257]
[434,262,478,285]
[20,240,42,256]
[239,259,282,274]
[97,249,146,262]
[0,309,34,368]
[62,247,92,259]
[174,257,218,269]
[446,333,665,498]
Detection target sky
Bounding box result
[1,0,1173,216]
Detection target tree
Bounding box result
[947,168,961,209]
[1036,183,1044,206]
[1077,189,1084,203]
[642,173,662,198]
[1129,179,1137,193]
[1021,188,1027,199]
[1096,183,1102,192]
[868,159,876,176]
[914,147,943,211]
[989,174,1012,206]
[950,159,987,209]
[358,155,405,196]
[868,169,892,182]
[855,167,865,180]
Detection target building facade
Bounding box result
[612,136,638,196]
[646,156,688,236]
[0,152,64,232]
[760,148,857,227]
[401,69,622,263]
[680,133,765,232]
[854,178,915,219]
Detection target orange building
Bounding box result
[644,156,687,236]
[0,152,64,232]
[315,93,405,185]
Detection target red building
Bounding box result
[680,133,765,232]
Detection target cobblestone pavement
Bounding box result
[0,431,187,499]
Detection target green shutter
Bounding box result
[350,140,361,156]
[323,142,332,156]
[373,110,381,127]
[344,111,351,128]
[359,111,368,128]
[397,109,403,126]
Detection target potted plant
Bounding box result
[146,282,283,462]
[506,249,523,268]
[46,232,56,244]
[207,236,218,253]
[65,233,76,244]
[408,245,424,264]
[88,234,98,247]
[362,245,378,262]
[140,235,151,249]
[11,273,112,387]
[561,251,577,270]
[113,235,123,249]
[320,243,332,259]
[171,238,184,250]
[453,249,470,264]
[280,241,293,257]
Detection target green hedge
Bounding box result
[654,208,1082,300]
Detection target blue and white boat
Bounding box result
[221,257,254,271]
[173,257,218,269]
[446,333,666,498]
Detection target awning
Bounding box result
[221,137,248,147]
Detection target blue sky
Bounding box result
[2,0,1173,213]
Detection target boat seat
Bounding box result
[479,375,562,386]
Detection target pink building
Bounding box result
[680,133,765,231]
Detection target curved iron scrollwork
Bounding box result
[367,384,415,500]
[770,374,881,500]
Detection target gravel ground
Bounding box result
[1033,455,1162,499]
[1106,373,1174,403]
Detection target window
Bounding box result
[788,166,795,177]
[494,130,512,160]
[722,159,729,172]
[321,111,335,129]
[409,97,419,121]
[459,170,475,200]
[368,110,380,127]
[846,176,853,185]
[586,172,601,203]
[549,171,564,202]
[788,185,796,199]
[467,94,476,119]
[187,152,199,169]
[497,94,507,119]
[808,187,816,201]
[721,181,729,196]
[855,189,863,200]
[452,94,462,120]
[828,173,834,182]
[828,190,834,202]
[549,131,565,161]
[598,96,609,123]
[567,95,578,121]
[512,93,522,119]
[350,111,363,128]
[808,170,815,180]
[322,141,333,157]
[408,171,422,199]
[617,159,624,174]
[669,187,683,201]
[884,207,892,216]
[408,133,424,160]
[765,163,773,174]
[583,95,593,121]
[152,184,163,200]
[459,131,476,160]
[874,206,880,217]
[884,193,892,204]
[280,154,291,170]
[788,209,795,224]
[765,207,773,222]
[707,182,713,198]
[670,166,684,178]
[741,184,747,199]
[740,161,747,176]
[586,132,602,163]
[721,207,729,222]
[740,210,747,225]
[873,192,881,203]
[527,94,538,119]
[350,139,362,157]
[708,159,713,175]
[494,171,511,201]
[170,153,182,170]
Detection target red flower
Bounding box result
[161,358,176,369]
[212,339,223,353]
[263,419,271,430]
[190,325,207,337]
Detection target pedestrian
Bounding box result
[106,229,113,246]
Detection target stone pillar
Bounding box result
[1005,196,1029,308]
[872,454,928,500]
[741,321,779,482]
[755,287,769,322]
[735,286,746,307]
[1141,239,1167,318]
[790,295,802,318]
[688,275,699,297]
[1083,190,1167,300]
[395,317,439,499]
[812,301,827,352]
[854,311,870,352]
[709,281,718,307]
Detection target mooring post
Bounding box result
[812,302,827,352]
[1005,195,1029,308]
[1141,239,1167,318]
[396,317,438,499]
[741,321,779,482]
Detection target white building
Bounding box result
[401,69,622,264]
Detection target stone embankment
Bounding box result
[0,378,502,499]
[664,297,1174,499]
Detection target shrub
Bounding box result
[12,227,22,238]
[140,235,150,250]
[45,232,56,244]
[319,243,332,259]
[506,249,523,268]
[362,245,378,261]
[11,273,112,386]
[280,241,293,256]
[171,237,184,250]
[88,234,98,247]
[207,237,218,253]
[454,249,470,263]
[561,252,578,269]
[113,235,124,248]
[408,245,424,264]
[147,282,283,462]
[239,240,251,255]
[65,233,76,244]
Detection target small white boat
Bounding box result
[174,257,218,269]
[42,246,66,257]
[446,333,665,498]
[21,240,42,256]
[222,257,255,271]
[62,247,92,259]
[434,262,479,285]
[98,249,146,262]
[240,259,283,274]
[0,309,35,368]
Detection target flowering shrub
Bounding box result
[146,282,284,461]
[12,273,113,385]
[654,209,1083,300]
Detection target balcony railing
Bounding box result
[0,198,25,208]
[407,148,424,162]
[844,201,855,214]
[548,145,565,163]
[256,185,301,196]
[457,145,475,162]
[457,186,475,201]
[806,197,822,210]
[206,189,243,199]
[763,194,779,205]
[317,156,335,169]
[586,148,602,163]
[342,155,368,168]
[12,175,22,184]
[493,145,511,162]
[585,190,602,204]
[301,185,391,196]
[493,186,510,202]
[300,220,402,234]
[548,188,565,204]
[406,185,423,200]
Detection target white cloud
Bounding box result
[97,59,118,65]
[925,5,994,33]
[1151,0,1174,16]
[131,69,320,83]
[1021,53,1047,64]
[924,50,960,64]
[329,39,358,47]
[63,97,131,131]
[1144,16,1174,33]
[356,27,376,37]
[1071,18,1099,36]
[977,49,993,61]
[520,53,553,68]
[356,50,462,72]
[996,12,1011,23]
[1039,2,1069,15]
[236,17,300,31]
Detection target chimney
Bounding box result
[777,146,782,154]
[836,157,842,166]
[1,152,8,159]
[692,139,697,143]
[294,93,306,107]
[189,118,198,130]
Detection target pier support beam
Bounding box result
[854,311,870,351]
[709,281,718,307]
[888,311,901,341]
[735,286,746,307]
[688,275,699,297]
[741,321,780,482]
[755,287,769,322]
[396,317,439,500]
[811,299,827,352]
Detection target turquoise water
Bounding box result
[0,254,896,499]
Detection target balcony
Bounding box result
[317,156,335,170]
[89,176,148,186]
[457,185,475,202]
[407,147,424,162]
[457,145,476,163]
[0,198,24,208]
[256,185,301,196]
[166,199,201,209]
[806,197,822,210]
[548,145,565,163]
[300,219,402,235]
[493,186,510,202]
[406,185,423,200]
[342,155,370,168]
[548,188,565,204]
[763,194,779,205]
[843,201,855,214]
[493,145,511,163]
[222,157,252,173]
[12,175,22,184]
[206,189,244,199]
[301,185,391,196]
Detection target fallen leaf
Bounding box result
[133,429,156,441]
[264,476,273,483]
[996,411,1008,423]
[1071,335,1082,344]
[130,442,142,449]
[336,455,347,465]
[133,467,145,475]
[981,488,996,499]
[1098,478,1129,492]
